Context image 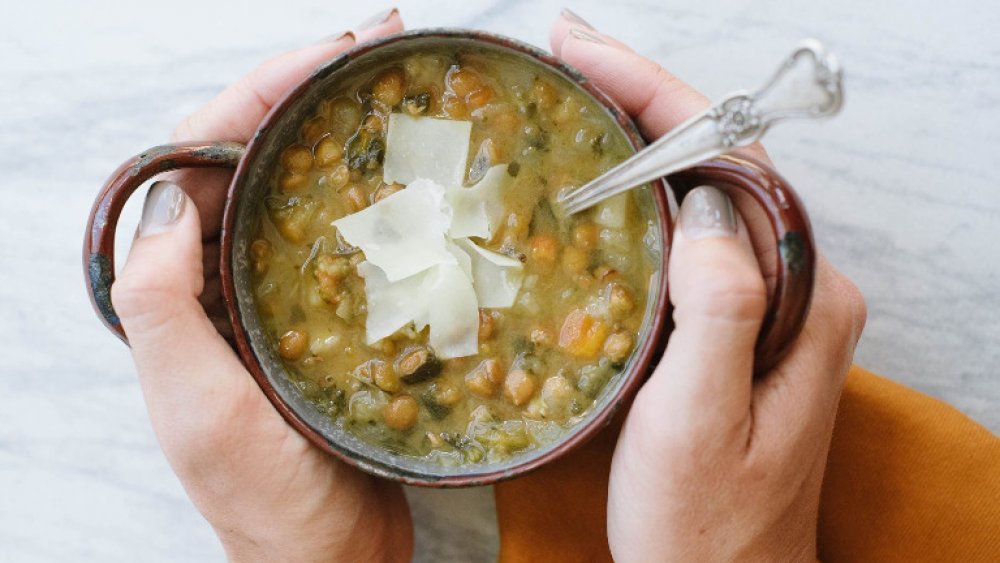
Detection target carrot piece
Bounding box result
[558,309,609,358]
[530,234,559,265]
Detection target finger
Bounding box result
[167,9,405,237]
[550,8,632,58]
[634,186,766,442]
[750,255,867,459]
[549,15,778,296]
[170,34,356,144]
[549,20,709,140]
[549,16,771,165]
[111,182,260,439]
[198,241,233,339]
[172,8,404,143]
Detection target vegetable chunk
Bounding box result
[558,309,609,358]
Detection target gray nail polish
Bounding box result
[568,28,607,45]
[321,30,356,44]
[679,186,736,239]
[357,7,398,30]
[138,181,186,238]
[561,7,596,30]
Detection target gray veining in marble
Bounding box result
[1,0,997,561]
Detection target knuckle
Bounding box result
[679,262,768,324]
[634,63,709,128]
[740,450,775,485]
[651,66,690,102]
[170,114,196,142]
[111,270,188,329]
[110,274,155,320]
[841,280,868,338]
[235,71,271,112]
[651,65,708,108]
[821,270,868,343]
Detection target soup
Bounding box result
[250,46,656,466]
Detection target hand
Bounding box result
[111,10,412,562]
[551,12,867,562]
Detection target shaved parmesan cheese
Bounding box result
[383,114,472,187]
[422,263,480,358]
[356,262,429,343]
[446,164,510,239]
[340,113,523,359]
[455,238,525,308]
[332,179,454,282]
[446,241,474,280]
[357,260,479,359]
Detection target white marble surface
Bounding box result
[2,0,998,561]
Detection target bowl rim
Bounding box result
[219,28,673,487]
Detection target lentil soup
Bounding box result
[249,44,660,467]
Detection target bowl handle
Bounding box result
[666,155,816,373]
[83,141,246,343]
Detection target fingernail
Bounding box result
[569,28,606,45]
[357,7,398,31]
[679,186,736,239]
[561,8,596,30]
[321,30,356,44]
[138,181,186,238]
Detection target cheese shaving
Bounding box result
[446,164,510,239]
[335,114,522,359]
[383,113,472,187]
[421,263,480,359]
[332,178,454,282]
[455,238,524,308]
[356,258,482,358]
[446,241,474,280]
[356,261,429,343]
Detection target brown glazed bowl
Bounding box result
[84,30,815,486]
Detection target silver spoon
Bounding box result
[557,39,844,215]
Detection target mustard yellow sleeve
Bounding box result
[495,366,1000,562]
[818,366,1000,562]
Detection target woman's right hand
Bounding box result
[551,11,867,562]
[111,10,414,562]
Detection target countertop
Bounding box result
[2,0,997,560]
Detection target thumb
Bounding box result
[111,181,255,437]
[636,186,767,440]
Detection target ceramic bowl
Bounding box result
[84,29,815,486]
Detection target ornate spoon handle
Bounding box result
[558,39,844,215]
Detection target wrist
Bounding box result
[207,479,412,563]
[217,516,409,563]
[735,518,818,563]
